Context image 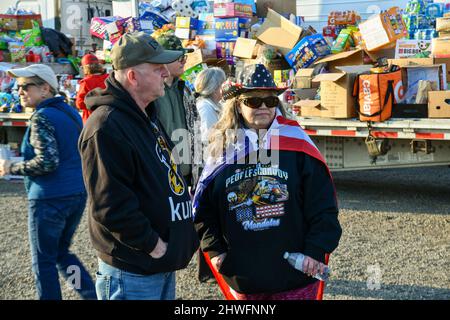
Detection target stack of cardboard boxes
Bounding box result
[433,13,450,58]
[161,0,450,120]
[426,12,450,118]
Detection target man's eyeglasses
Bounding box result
[17,83,39,92]
[177,54,187,63]
[239,96,280,109]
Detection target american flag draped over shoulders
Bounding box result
[192,113,331,216]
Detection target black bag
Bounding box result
[40,27,73,57]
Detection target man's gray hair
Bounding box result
[114,67,131,85]
[194,67,226,98]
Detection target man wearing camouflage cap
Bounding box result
[153,33,199,188]
[78,32,199,300]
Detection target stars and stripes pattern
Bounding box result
[222,64,287,100]
[236,207,253,222]
[255,203,285,219]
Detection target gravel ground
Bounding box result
[0,166,449,300]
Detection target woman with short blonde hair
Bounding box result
[194,67,227,142]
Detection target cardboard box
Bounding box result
[195,34,217,57]
[184,49,204,71]
[311,70,360,118]
[358,7,407,52]
[328,11,360,26]
[295,100,322,117]
[176,16,198,29]
[273,69,294,87]
[439,31,450,38]
[434,57,450,82]
[213,3,253,18]
[395,40,432,59]
[388,58,434,68]
[175,28,196,40]
[363,45,396,62]
[289,88,318,101]
[284,34,331,70]
[314,48,367,72]
[184,49,229,72]
[233,37,258,59]
[432,37,450,58]
[293,68,317,89]
[216,41,236,64]
[0,14,42,31]
[215,18,251,42]
[436,17,450,32]
[256,8,303,56]
[428,91,450,118]
[197,13,215,35]
[402,65,447,104]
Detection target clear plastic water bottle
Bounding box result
[283,252,330,281]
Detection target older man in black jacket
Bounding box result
[78,32,199,300]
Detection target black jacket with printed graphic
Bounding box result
[194,150,341,294]
[79,73,199,275]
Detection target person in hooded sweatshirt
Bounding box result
[152,33,198,188]
[78,32,199,300]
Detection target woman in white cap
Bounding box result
[0,64,95,300]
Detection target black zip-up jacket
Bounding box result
[79,74,199,275]
[194,150,341,294]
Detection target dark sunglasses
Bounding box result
[17,82,40,92]
[239,96,279,109]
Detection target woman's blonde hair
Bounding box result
[207,90,286,160]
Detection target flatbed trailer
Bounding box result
[298,117,450,171]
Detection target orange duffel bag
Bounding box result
[354,68,403,122]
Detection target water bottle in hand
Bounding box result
[283,252,330,281]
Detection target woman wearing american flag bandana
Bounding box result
[192,64,342,300]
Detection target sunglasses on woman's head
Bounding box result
[239,96,279,109]
[17,82,39,92]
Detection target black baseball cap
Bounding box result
[111,32,183,70]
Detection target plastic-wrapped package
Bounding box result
[8,41,26,63]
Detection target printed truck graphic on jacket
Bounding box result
[251,179,288,204]
[227,176,288,224]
